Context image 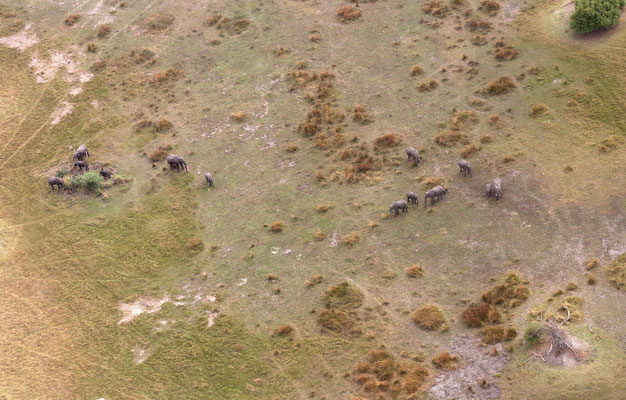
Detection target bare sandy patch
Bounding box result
[132,345,150,364]
[0,25,38,51]
[29,51,93,84]
[50,101,74,125]
[69,87,83,96]
[118,296,170,324]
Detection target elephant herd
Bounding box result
[47,144,114,190]
[48,147,216,190]
[389,147,503,216]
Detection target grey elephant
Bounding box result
[205,172,215,188]
[406,191,418,204]
[100,169,112,180]
[424,185,448,207]
[73,144,90,161]
[406,147,422,165]
[166,154,188,171]
[486,178,502,199]
[47,176,65,190]
[74,161,89,172]
[458,159,471,177]
[389,200,408,216]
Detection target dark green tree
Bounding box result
[570,0,624,33]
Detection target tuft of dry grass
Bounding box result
[431,352,459,370]
[480,134,493,144]
[418,79,439,92]
[461,143,480,158]
[481,273,529,308]
[434,131,468,147]
[481,76,516,95]
[65,13,79,26]
[530,104,548,116]
[215,16,250,36]
[480,0,501,14]
[481,326,505,344]
[188,238,204,251]
[405,265,424,278]
[97,24,111,38]
[273,46,290,56]
[410,64,424,76]
[450,110,479,130]
[461,302,491,327]
[342,231,360,247]
[502,155,516,163]
[143,12,175,32]
[337,6,362,22]
[606,254,625,291]
[488,113,500,125]
[314,230,325,241]
[324,282,364,309]
[285,143,298,153]
[585,259,599,270]
[149,68,182,85]
[422,0,449,17]
[316,203,335,213]
[274,324,294,336]
[412,304,447,331]
[494,46,518,61]
[352,104,372,124]
[318,309,361,335]
[373,133,402,149]
[230,111,246,122]
[155,119,172,132]
[309,32,322,42]
[149,145,172,162]
[207,15,221,26]
[421,177,445,189]
[269,221,283,233]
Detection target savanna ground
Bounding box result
[0,0,624,399]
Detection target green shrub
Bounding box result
[71,172,104,194]
[570,0,624,33]
[524,322,543,345]
[56,168,69,178]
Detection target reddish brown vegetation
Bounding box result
[337,6,362,22]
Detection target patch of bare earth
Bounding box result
[428,335,509,399]
[50,101,74,125]
[0,25,38,51]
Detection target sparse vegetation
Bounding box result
[143,12,175,31]
[97,24,111,38]
[412,304,447,331]
[337,6,362,22]
[606,254,625,291]
[65,14,79,26]
[431,352,459,369]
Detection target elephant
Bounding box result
[99,169,112,180]
[205,172,214,188]
[389,200,408,216]
[458,159,471,177]
[166,154,188,171]
[425,185,448,207]
[74,161,89,172]
[47,176,65,190]
[486,179,502,199]
[72,144,90,161]
[406,191,418,204]
[406,147,422,165]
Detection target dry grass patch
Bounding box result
[412,304,447,331]
[405,264,424,278]
[418,79,439,92]
[461,143,480,158]
[316,203,334,213]
[481,76,516,95]
[269,221,283,233]
[149,68,182,85]
[431,352,459,370]
[187,238,204,251]
[97,24,111,38]
[215,16,250,36]
[230,111,246,122]
[434,131,468,146]
[373,133,402,149]
[274,324,294,336]
[450,110,479,130]
[530,104,548,116]
[342,231,360,247]
[461,302,492,328]
[149,144,172,162]
[482,273,529,308]
[314,230,325,241]
[481,326,505,344]
[480,134,493,144]
[422,0,449,17]
[324,282,364,309]
[502,155,516,163]
[606,254,625,291]
[410,64,424,76]
[65,13,79,26]
[285,143,298,153]
[337,6,362,22]
[480,0,501,14]
[318,308,361,335]
[143,12,175,32]
[352,104,372,124]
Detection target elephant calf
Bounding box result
[458,159,471,177]
[166,154,188,171]
[406,191,418,205]
[389,200,408,216]
[424,185,448,207]
[205,172,215,188]
[486,178,502,199]
[74,161,89,172]
[100,169,112,180]
[406,146,422,165]
[47,176,65,190]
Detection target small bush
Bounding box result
[374,133,402,149]
[143,12,175,32]
[504,328,517,341]
[318,309,361,335]
[155,119,173,132]
[587,274,597,285]
[270,221,283,233]
[410,64,424,76]
[285,143,298,152]
[422,0,450,17]
[97,24,111,38]
[316,203,334,213]
[461,143,480,158]
[480,0,501,13]
[461,303,491,327]
[432,352,459,370]
[405,264,424,278]
[606,253,625,291]
[188,238,204,250]
[71,172,104,194]
[337,6,362,22]
[230,111,246,121]
[482,76,516,95]
[324,282,364,309]
[274,324,294,336]
[56,168,69,178]
[570,0,623,33]
[314,230,325,241]
[524,323,543,345]
[480,134,493,143]
[149,145,172,162]
[481,326,505,344]
[434,131,468,146]
[65,14,80,26]
[412,304,447,331]
[530,104,548,116]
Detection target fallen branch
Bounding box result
[588,324,594,333]
[533,351,546,362]
[559,307,571,328]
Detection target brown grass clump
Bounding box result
[421,177,445,189]
[274,324,294,336]
[502,155,516,163]
[402,365,430,394]
[450,110,479,130]
[373,133,402,149]
[342,231,360,247]
[566,282,578,291]
[487,308,502,324]
[488,113,500,125]
[585,259,599,270]
[587,274,597,285]
[216,16,250,36]
[314,230,325,241]
[461,302,491,327]
[309,33,322,42]
[494,46,518,61]
[434,131,468,147]
[65,14,80,26]
[318,309,361,335]
[422,0,449,17]
[230,111,246,122]
[530,104,548,116]
[155,119,172,132]
[606,254,625,291]
[97,24,111,38]
[412,304,447,331]
[91,60,106,71]
[269,221,283,233]
[480,134,493,144]
[466,19,492,31]
[410,64,424,76]
[149,145,172,162]
[86,43,97,52]
[207,15,221,26]
[273,46,290,56]
[418,79,439,92]
[324,282,364,309]
[149,68,182,85]
[431,352,459,370]
[461,143,480,158]
[285,143,298,153]
[405,265,424,278]
[188,238,204,251]
[480,0,501,13]
[337,6,362,22]
[352,104,372,124]
[482,76,516,95]
[143,12,175,32]
[316,203,335,213]
[481,273,529,308]
[481,326,505,344]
